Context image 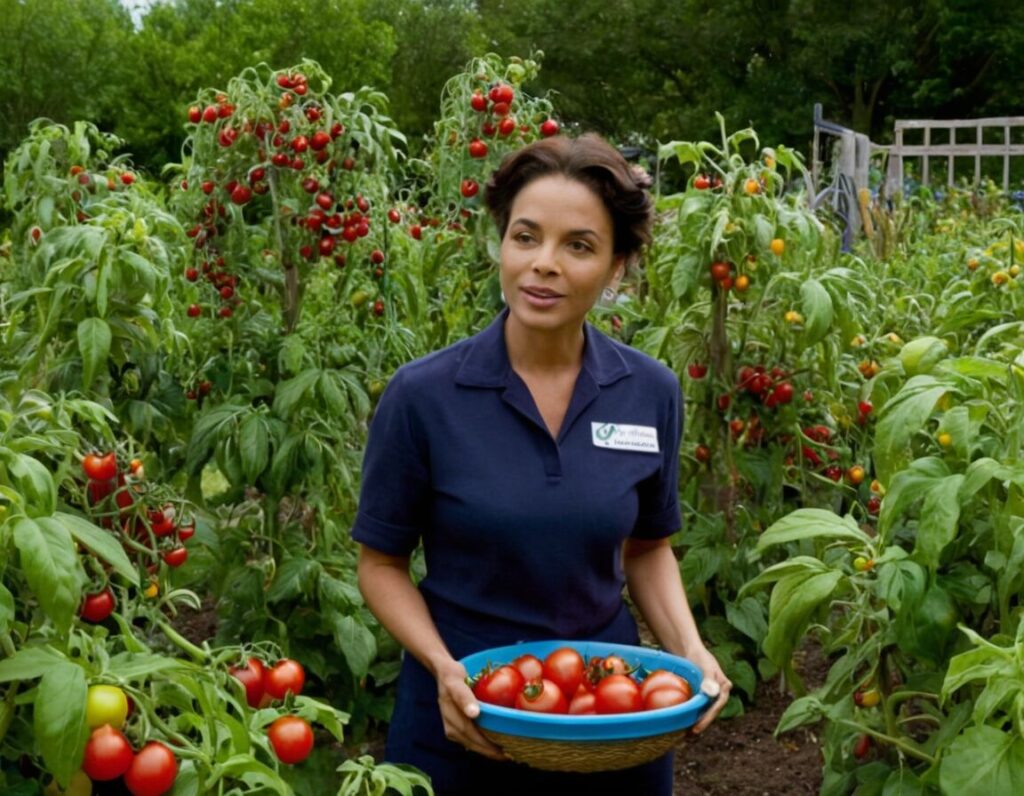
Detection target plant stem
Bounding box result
[837,718,937,765]
[155,618,208,663]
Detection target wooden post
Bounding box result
[975,125,982,186]
[948,124,955,187]
[1005,124,1011,192]
[922,126,930,186]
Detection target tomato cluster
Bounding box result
[471,647,693,716]
[80,685,178,795]
[79,450,195,613]
[229,657,314,764]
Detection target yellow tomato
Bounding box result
[784,310,803,324]
[744,178,760,195]
[870,479,885,495]
[966,258,979,271]
[850,334,867,347]
[144,581,159,599]
[735,274,751,292]
[937,432,953,448]
[847,465,866,485]
[769,238,785,256]
[86,684,129,729]
[992,271,1009,286]
[1010,264,1021,278]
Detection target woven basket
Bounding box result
[480,726,688,772]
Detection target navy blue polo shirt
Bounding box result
[351,307,683,641]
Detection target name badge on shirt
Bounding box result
[591,422,660,453]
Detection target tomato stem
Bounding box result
[155,618,209,663]
[836,718,936,765]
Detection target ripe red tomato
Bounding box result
[515,678,568,714]
[268,716,314,764]
[201,105,218,124]
[460,179,479,198]
[472,664,525,708]
[644,687,689,711]
[230,657,266,708]
[468,139,488,159]
[231,185,252,205]
[83,452,118,481]
[710,261,731,282]
[491,101,510,117]
[291,135,309,153]
[695,444,711,463]
[512,654,544,682]
[187,106,201,124]
[387,208,401,224]
[638,670,692,702]
[470,92,487,112]
[81,589,116,623]
[597,655,631,677]
[542,647,585,699]
[309,131,331,153]
[409,224,422,240]
[568,686,596,714]
[82,724,134,780]
[694,174,711,190]
[264,659,305,700]
[498,117,516,136]
[540,119,560,137]
[688,363,708,379]
[594,674,642,714]
[489,83,514,105]
[162,547,188,568]
[123,741,177,796]
[370,249,385,265]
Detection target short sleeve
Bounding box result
[631,379,684,539]
[350,369,430,556]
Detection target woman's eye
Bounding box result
[570,240,592,253]
[514,232,533,243]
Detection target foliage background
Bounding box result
[1,0,1022,175]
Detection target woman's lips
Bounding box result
[520,287,564,308]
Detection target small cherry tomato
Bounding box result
[268,716,314,764]
[472,664,524,708]
[82,725,134,781]
[264,658,305,700]
[86,685,129,729]
[229,657,266,708]
[123,741,177,796]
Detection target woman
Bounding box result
[352,133,731,795]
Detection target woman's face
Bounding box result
[499,174,624,336]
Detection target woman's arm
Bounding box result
[356,544,506,759]
[622,537,732,732]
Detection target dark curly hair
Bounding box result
[484,133,654,265]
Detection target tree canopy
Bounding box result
[1,0,1020,172]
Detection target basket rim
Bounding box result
[459,639,713,741]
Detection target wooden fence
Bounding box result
[886,116,1024,193]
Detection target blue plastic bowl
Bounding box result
[459,640,712,742]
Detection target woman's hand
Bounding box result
[435,660,509,761]
[687,644,732,734]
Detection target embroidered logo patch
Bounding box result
[591,422,660,453]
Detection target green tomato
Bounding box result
[86,684,128,729]
[44,770,92,795]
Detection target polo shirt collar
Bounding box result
[454,307,632,388]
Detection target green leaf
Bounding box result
[273,369,320,419]
[899,335,948,376]
[77,317,111,389]
[13,517,82,635]
[0,646,68,682]
[35,663,88,789]
[758,508,870,550]
[56,512,138,586]
[0,583,13,635]
[915,475,965,569]
[799,279,833,348]
[874,377,949,484]
[739,556,833,597]
[238,415,269,484]
[939,725,1024,796]
[763,569,843,670]
[775,695,823,734]
[5,453,57,517]
[882,768,924,796]
[330,615,377,679]
[725,596,767,644]
[670,252,700,299]
[266,557,321,604]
